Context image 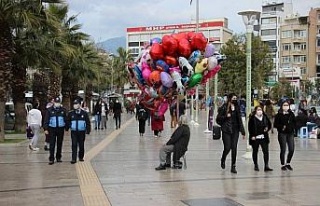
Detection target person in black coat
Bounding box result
[248,106,273,172]
[295,109,308,136]
[216,93,245,174]
[43,97,67,165]
[136,102,148,136]
[93,99,102,130]
[155,115,190,170]
[66,99,91,164]
[274,100,296,171]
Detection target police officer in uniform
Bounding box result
[66,99,91,164]
[43,97,67,165]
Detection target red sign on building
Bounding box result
[127,21,224,33]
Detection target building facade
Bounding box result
[260,1,294,84]
[126,18,233,58]
[308,8,320,79]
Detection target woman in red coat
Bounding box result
[151,111,164,137]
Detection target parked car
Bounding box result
[4,102,33,130]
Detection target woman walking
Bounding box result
[274,100,296,171]
[27,103,42,151]
[264,99,275,133]
[248,106,273,172]
[216,93,245,174]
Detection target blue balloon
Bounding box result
[188,50,202,67]
[150,37,162,45]
[133,65,145,85]
[156,60,170,73]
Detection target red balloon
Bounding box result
[162,35,178,56]
[172,32,188,41]
[178,38,192,58]
[190,32,207,51]
[187,31,196,40]
[150,43,164,61]
[164,55,178,67]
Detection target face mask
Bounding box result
[73,104,80,110]
[256,110,263,116]
[231,100,237,105]
[54,103,61,108]
[283,106,289,111]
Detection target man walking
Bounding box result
[66,99,91,164]
[43,97,67,165]
[113,99,122,129]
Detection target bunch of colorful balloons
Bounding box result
[127,31,225,113]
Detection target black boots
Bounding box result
[155,164,166,170]
[254,164,260,171]
[173,161,182,169]
[221,159,225,169]
[231,165,237,174]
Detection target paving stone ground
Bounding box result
[0,111,319,206]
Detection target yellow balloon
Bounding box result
[195,58,208,73]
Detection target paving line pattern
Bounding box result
[76,117,135,206]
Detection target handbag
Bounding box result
[26,126,34,139]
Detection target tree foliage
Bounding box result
[217,34,273,97]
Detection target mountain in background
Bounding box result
[96,36,126,55]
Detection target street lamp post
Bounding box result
[238,10,260,159]
[109,53,114,93]
[190,0,200,126]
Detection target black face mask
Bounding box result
[231,100,237,105]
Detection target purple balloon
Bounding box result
[160,72,173,88]
[204,43,216,58]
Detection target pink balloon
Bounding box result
[141,62,152,84]
[160,72,173,88]
[157,101,169,116]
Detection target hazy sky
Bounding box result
[66,0,320,42]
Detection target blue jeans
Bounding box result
[95,114,101,129]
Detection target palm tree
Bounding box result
[113,47,133,93]
[10,1,65,132]
[0,0,63,140]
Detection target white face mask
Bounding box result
[73,104,80,110]
[256,110,263,116]
[54,103,61,108]
[283,106,289,111]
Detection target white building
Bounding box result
[126,18,233,58]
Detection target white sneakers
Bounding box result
[29,144,39,151]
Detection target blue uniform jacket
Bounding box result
[43,106,67,130]
[66,109,91,134]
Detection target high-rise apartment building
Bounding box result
[279,14,308,89]
[260,1,293,84]
[308,8,320,79]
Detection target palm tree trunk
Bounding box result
[48,71,61,99]
[0,23,14,141]
[61,75,72,111]
[11,65,27,132]
[33,71,50,120]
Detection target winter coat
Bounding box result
[166,124,190,162]
[43,106,67,130]
[151,112,164,131]
[66,109,91,133]
[216,103,245,135]
[274,109,296,134]
[248,114,271,145]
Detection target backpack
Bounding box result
[138,109,148,121]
